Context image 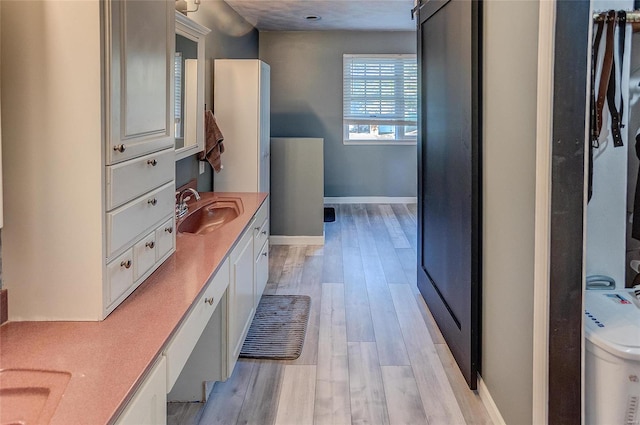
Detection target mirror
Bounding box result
[175,12,211,161]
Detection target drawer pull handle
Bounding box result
[145,241,155,249]
[204,297,214,305]
[113,144,126,153]
[165,226,173,234]
[262,252,268,257]
[147,159,158,166]
[148,198,158,206]
[120,259,132,269]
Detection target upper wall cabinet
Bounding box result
[1,0,175,321]
[106,0,175,164]
[174,12,210,161]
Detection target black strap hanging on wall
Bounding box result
[618,11,627,126]
[589,17,606,202]
[596,11,615,139]
[607,10,625,147]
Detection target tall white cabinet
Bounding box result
[213,60,270,193]
[1,0,175,321]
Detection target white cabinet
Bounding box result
[106,0,174,165]
[115,357,167,425]
[1,0,175,320]
[253,200,269,306]
[228,223,256,375]
[213,59,270,193]
[226,198,270,376]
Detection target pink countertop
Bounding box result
[0,192,268,425]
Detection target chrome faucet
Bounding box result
[176,188,201,219]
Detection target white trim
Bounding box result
[478,375,507,425]
[324,196,417,204]
[343,140,417,146]
[343,53,417,59]
[270,235,325,245]
[532,1,556,424]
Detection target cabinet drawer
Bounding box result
[107,182,175,258]
[164,258,230,391]
[252,199,269,237]
[107,249,134,304]
[106,148,174,210]
[115,357,167,425]
[253,218,269,259]
[134,232,157,281]
[155,218,175,261]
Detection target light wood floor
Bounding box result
[168,204,492,425]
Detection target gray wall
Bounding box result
[175,2,259,191]
[482,1,538,423]
[259,31,417,198]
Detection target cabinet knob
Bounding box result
[113,144,126,153]
[261,230,267,235]
[148,198,158,206]
[165,226,173,234]
[145,241,155,249]
[262,252,268,257]
[254,226,260,231]
[120,259,132,269]
[147,159,158,166]
[204,297,214,305]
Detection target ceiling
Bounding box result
[223,0,417,31]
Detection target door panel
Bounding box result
[416,0,481,389]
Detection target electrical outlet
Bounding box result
[199,161,206,175]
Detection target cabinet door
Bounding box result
[259,62,270,193]
[115,357,167,425]
[255,240,268,307]
[106,0,174,164]
[228,228,255,373]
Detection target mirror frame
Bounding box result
[175,12,211,161]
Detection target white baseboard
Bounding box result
[477,374,507,425]
[324,196,417,204]
[270,235,325,245]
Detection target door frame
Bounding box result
[532,1,555,422]
[532,0,589,423]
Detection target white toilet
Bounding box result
[585,290,640,425]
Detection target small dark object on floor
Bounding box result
[324,207,336,222]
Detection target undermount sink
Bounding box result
[0,369,71,425]
[178,196,243,235]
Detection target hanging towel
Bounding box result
[200,110,225,173]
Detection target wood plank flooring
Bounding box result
[168,204,492,425]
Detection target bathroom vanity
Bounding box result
[0,193,269,425]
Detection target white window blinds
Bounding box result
[343,54,417,126]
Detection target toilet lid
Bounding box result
[584,290,640,361]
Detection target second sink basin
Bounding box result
[0,368,71,425]
[178,196,243,235]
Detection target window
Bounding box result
[343,54,417,144]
